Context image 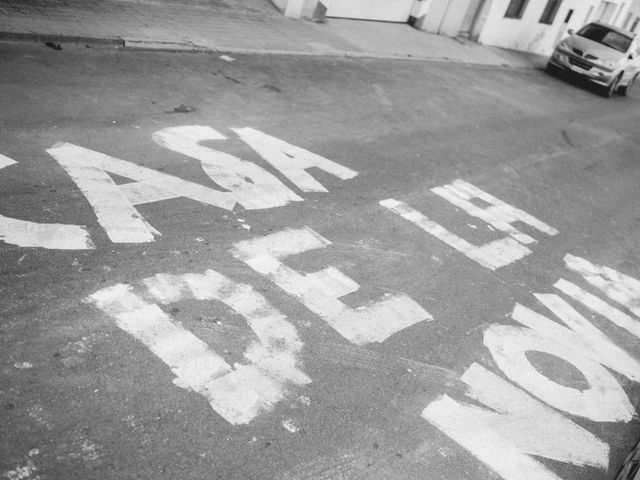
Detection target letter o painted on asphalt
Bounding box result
[484,324,634,422]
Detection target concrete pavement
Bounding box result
[0,0,547,68]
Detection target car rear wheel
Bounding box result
[602,73,622,98]
[619,73,638,97]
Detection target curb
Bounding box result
[0,30,538,69]
[122,41,523,68]
[174,45,534,69]
[0,31,124,46]
[122,38,213,52]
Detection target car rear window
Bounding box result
[577,24,633,52]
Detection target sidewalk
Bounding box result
[0,0,547,68]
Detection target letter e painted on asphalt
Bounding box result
[231,226,432,345]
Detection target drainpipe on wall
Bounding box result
[436,0,455,34]
[468,0,490,41]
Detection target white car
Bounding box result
[547,22,640,97]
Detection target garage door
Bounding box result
[323,0,415,22]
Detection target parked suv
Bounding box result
[547,22,640,97]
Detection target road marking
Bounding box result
[380,198,531,270]
[44,127,358,245]
[233,127,358,193]
[0,153,18,169]
[0,215,94,250]
[47,142,236,243]
[231,226,432,345]
[564,253,640,318]
[152,126,303,210]
[422,363,609,480]
[555,278,640,339]
[88,269,310,425]
[529,293,640,382]
[423,254,640,480]
[432,179,559,244]
[0,154,94,250]
[486,297,635,422]
[372,84,392,106]
[381,180,558,270]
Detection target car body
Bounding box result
[547,22,640,97]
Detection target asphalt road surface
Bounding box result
[1,41,640,480]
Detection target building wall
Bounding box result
[421,0,452,31]
[271,0,638,53]
[323,0,414,21]
[624,0,640,31]
[421,0,474,35]
[270,0,318,18]
[477,0,631,55]
[440,0,475,36]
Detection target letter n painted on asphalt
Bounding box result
[231,226,432,345]
[422,363,609,480]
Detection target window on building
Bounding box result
[539,0,562,24]
[564,9,574,23]
[504,0,529,19]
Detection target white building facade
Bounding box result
[273,0,640,56]
[624,0,640,32]
[472,0,633,55]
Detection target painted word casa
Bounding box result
[0,125,356,249]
